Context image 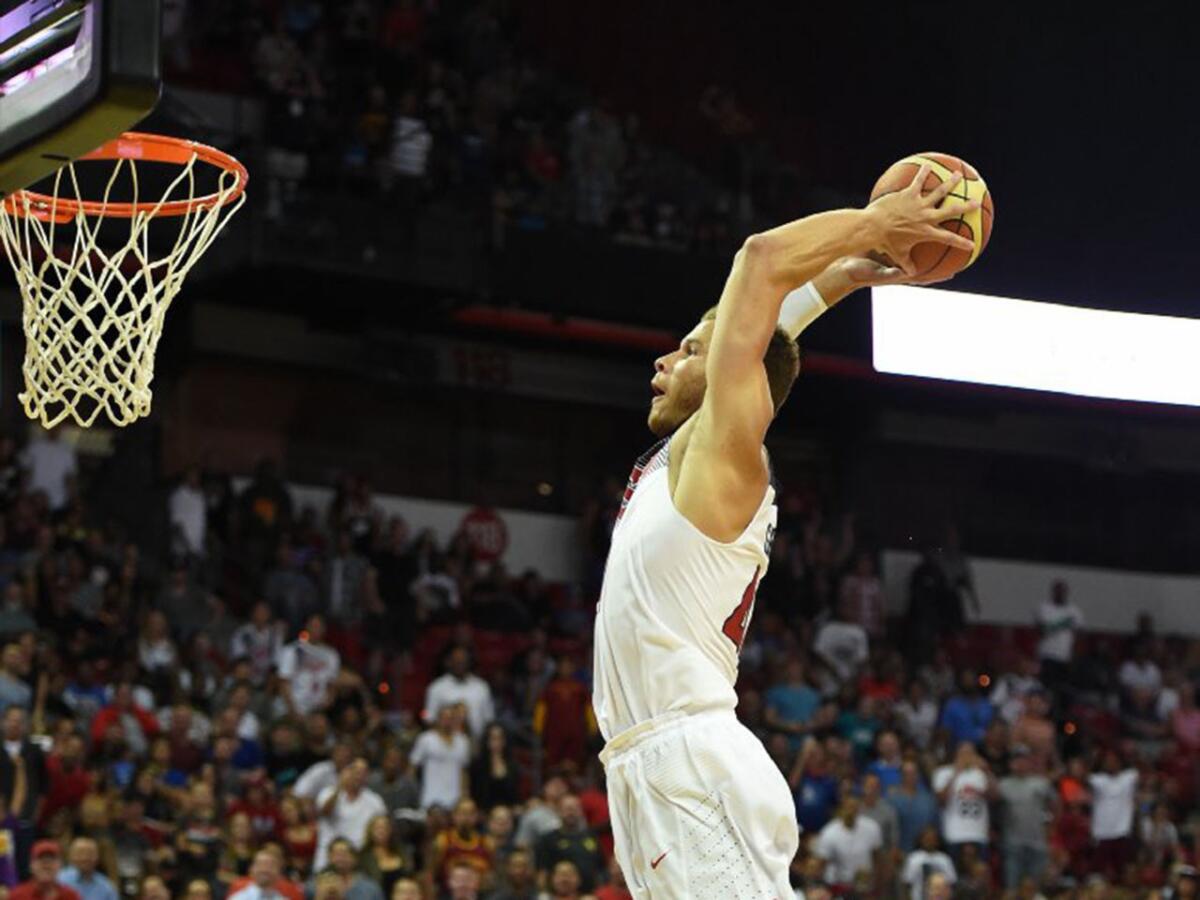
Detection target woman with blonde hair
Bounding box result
[218,811,260,887]
[359,814,410,898]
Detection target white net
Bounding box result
[0,149,245,428]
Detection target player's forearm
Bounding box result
[755,207,882,291]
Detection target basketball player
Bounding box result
[592,165,979,899]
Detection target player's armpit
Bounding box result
[674,406,770,542]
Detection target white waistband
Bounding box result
[598,708,735,767]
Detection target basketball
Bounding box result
[869,152,994,282]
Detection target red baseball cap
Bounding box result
[31,841,61,860]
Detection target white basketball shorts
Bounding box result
[600,709,799,899]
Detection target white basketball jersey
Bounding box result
[592,436,777,742]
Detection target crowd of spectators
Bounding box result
[0,416,1198,900]
[165,0,775,253]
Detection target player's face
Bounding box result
[649,319,712,436]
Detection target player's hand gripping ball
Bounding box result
[869,152,994,283]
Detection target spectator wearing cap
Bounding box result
[998,745,1056,889]
[10,842,79,900]
[56,839,115,900]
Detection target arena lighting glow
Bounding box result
[872,284,1200,406]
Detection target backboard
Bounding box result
[0,0,161,196]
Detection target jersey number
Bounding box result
[722,568,761,655]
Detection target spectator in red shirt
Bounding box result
[10,841,80,900]
[593,856,632,900]
[88,685,159,754]
[1051,798,1093,879]
[1171,683,1200,751]
[532,656,596,773]
[227,775,283,844]
[40,734,92,828]
[1158,739,1197,814]
[576,769,612,862]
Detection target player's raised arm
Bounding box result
[675,167,978,539]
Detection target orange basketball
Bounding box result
[868,152,994,282]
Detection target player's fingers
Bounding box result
[924,225,976,252]
[929,198,983,220]
[906,163,932,196]
[925,171,964,205]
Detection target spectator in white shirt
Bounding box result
[812,599,869,686]
[230,601,285,686]
[277,614,341,716]
[901,826,956,900]
[1117,642,1162,697]
[169,466,207,559]
[21,425,77,510]
[990,657,1045,726]
[1089,750,1139,874]
[932,742,998,867]
[389,90,432,180]
[424,645,494,740]
[814,796,883,888]
[1036,581,1083,692]
[227,850,291,900]
[294,740,356,803]
[839,552,886,639]
[896,680,939,751]
[314,758,387,871]
[410,705,471,811]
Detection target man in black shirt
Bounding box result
[534,795,604,893]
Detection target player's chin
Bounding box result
[647,405,671,437]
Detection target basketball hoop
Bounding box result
[0,132,248,428]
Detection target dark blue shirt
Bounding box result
[795,773,839,833]
[939,695,994,745]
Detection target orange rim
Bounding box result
[1,132,248,222]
